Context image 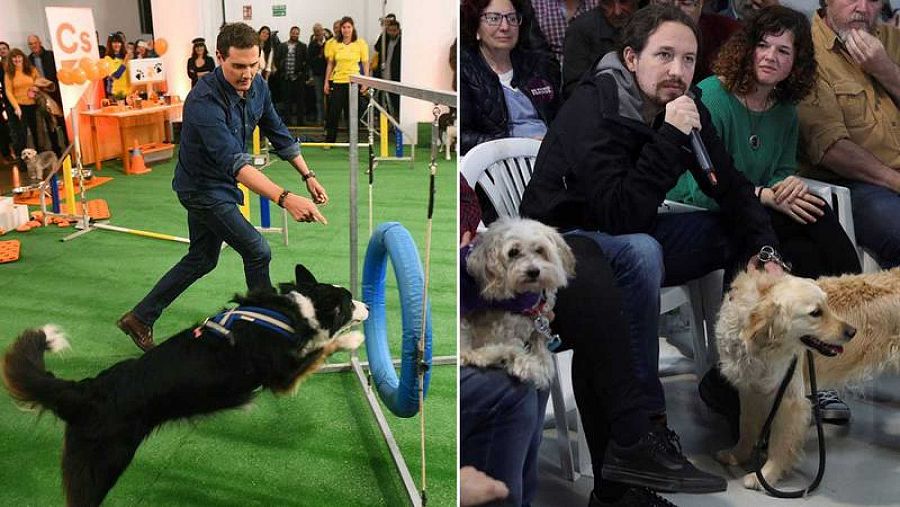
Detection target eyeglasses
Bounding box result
[480,12,524,27]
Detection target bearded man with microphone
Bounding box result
[520,5,784,502]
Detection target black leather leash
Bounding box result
[752,350,826,497]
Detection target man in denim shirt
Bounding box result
[117,23,328,351]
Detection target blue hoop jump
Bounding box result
[362,222,433,418]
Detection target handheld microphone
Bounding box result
[685,91,717,186]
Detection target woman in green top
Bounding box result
[668,6,859,278]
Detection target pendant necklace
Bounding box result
[740,93,771,151]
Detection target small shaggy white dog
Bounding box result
[460,218,575,389]
[20,148,58,183]
[715,268,900,491]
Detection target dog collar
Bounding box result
[195,306,296,345]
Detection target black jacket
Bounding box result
[307,36,327,76]
[372,35,402,81]
[274,40,308,82]
[520,59,777,259]
[460,45,561,155]
[28,48,61,105]
[562,8,618,99]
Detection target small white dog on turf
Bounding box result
[460,217,575,389]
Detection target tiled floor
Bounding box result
[535,339,900,506]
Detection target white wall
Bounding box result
[397,0,456,142]
[151,0,223,101]
[0,0,144,53]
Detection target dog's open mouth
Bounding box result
[800,335,843,357]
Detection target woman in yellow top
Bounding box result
[4,47,42,159]
[103,33,131,99]
[324,16,369,143]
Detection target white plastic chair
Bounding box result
[461,137,721,480]
[801,178,882,273]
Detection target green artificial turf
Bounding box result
[0,147,458,506]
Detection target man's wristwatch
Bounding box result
[757,245,791,272]
[302,170,317,181]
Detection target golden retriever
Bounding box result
[714,267,900,490]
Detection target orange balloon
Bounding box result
[79,56,95,73]
[70,67,87,85]
[57,67,73,85]
[154,38,168,56]
[83,62,101,81]
[95,59,111,78]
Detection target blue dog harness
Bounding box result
[195,306,296,345]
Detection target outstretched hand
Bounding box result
[305,177,328,204]
[283,193,327,225]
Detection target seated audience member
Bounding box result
[796,0,900,268]
[460,176,717,506]
[520,6,788,490]
[460,0,561,155]
[668,5,861,426]
[529,0,601,62]
[652,0,741,82]
[725,0,781,20]
[563,0,639,98]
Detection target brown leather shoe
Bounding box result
[117,311,155,351]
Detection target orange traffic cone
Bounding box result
[128,140,151,175]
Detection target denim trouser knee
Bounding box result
[845,181,900,268]
[569,212,733,415]
[133,193,272,325]
[461,367,549,507]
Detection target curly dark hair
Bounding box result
[460,0,524,48]
[712,6,816,105]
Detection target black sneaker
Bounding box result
[589,487,679,506]
[602,427,727,494]
[808,389,851,424]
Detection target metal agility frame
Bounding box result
[345,75,456,507]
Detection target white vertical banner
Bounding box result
[44,7,99,122]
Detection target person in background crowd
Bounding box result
[529,0,601,62]
[652,0,741,83]
[0,41,13,161]
[796,0,900,268]
[145,38,159,58]
[274,26,309,126]
[308,23,328,124]
[104,33,131,99]
[373,20,402,119]
[187,37,215,88]
[258,26,276,81]
[563,0,640,98]
[460,0,561,157]
[126,41,136,59]
[26,35,60,106]
[5,47,60,163]
[323,16,369,143]
[667,6,862,429]
[134,39,150,59]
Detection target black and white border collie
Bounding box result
[2,264,367,507]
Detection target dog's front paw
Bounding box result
[715,449,740,466]
[336,331,364,350]
[742,472,763,490]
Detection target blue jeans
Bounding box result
[569,212,733,414]
[844,181,900,268]
[133,193,272,326]
[460,367,549,507]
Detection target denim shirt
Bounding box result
[173,67,300,204]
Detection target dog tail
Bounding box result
[2,325,85,421]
